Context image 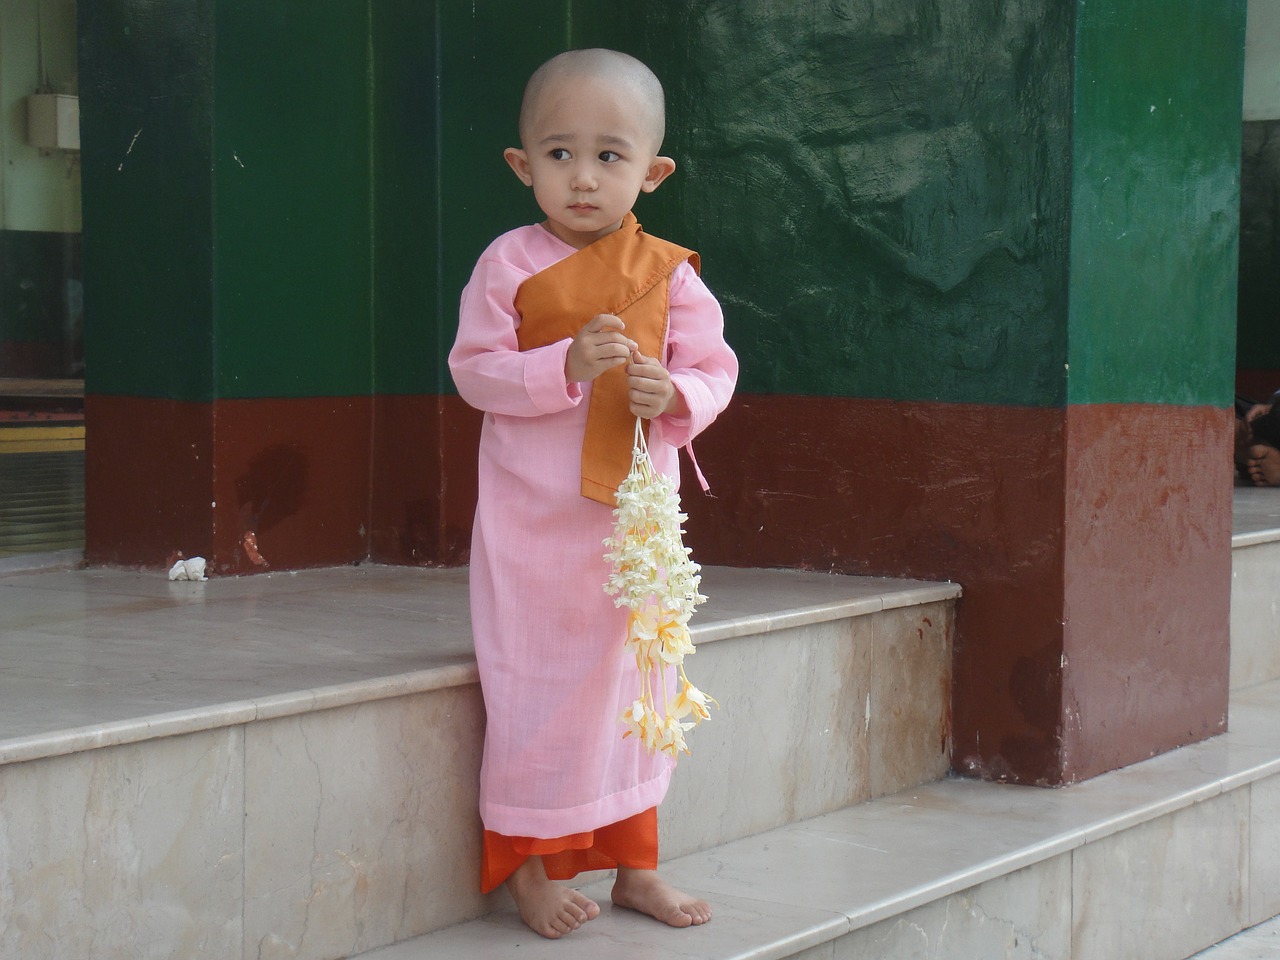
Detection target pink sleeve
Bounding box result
[448,256,583,417]
[659,261,739,449]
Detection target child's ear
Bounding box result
[504,147,533,186]
[641,156,676,193]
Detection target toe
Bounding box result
[573,892,601,920]
[664,905,694,928]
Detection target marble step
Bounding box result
[1230,488,1280,691]
[0,564,957,960]
[356,677,1280,960]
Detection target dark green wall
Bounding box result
[80,1,1243,410]
[370,0,438,397]
[432,2,1077,406]
[80,0,591,403]
[0,231,82,378]
[1238,120,1280,376]
[1068,1,1245,406]
[80,0,215,400]
[81,0,437,402]
[212,2,373,399]
[621,3,1075,405]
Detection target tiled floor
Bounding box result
[0,448,84,558]
[1,488,1275,960]
[1192,913,1280,959]
[0,562,952,765]
[0,383,85,561]
[1233,485,1280,544]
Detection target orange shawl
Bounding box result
[514,213,698,504]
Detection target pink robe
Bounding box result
[449,223,738,839]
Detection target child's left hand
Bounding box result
[627,351,688,419]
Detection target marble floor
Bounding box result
[1192,913,1280,959]
[1233,485,1280,544]
[1194,481,1280,960]
[1,488,1276,960]
[1,487,1272,766]
[0,561,949,765]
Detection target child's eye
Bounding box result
[599,151,622,163]
[549,148,570,161]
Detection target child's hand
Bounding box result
[627,351,687,419]
[565,314,637,383]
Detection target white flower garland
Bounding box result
[604,418,716,757]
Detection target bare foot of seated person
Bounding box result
[1247,444,1280,487]
[612,866,713,928]
[506,856,601,938]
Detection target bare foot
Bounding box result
[506,856,600,939]
[612,867,712,928]
[1247,444,1280,487]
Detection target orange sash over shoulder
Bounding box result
[514,212,699,505]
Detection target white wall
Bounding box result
[1246,0,1280,120]
[0,0,80,233]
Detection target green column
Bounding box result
[611,1,1244,783]
[80,0,434,571]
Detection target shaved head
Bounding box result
[518,49,666,151]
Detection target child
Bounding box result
[448,49,738,939]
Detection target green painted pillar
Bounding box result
[77,0,597,572]
[1058,3,1243,775]
[79,0,448,572]
[619,2,1245,783]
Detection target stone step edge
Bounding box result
[0,569,960,768]
[1233,528,1280,548]
[357,678,1280,960]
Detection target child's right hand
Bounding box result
[565,314,638,383]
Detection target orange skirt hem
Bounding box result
[480,807,658,894]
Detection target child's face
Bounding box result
[504,76,675,249]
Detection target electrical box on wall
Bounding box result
[26,93,80,151]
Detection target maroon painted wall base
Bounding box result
[370,394,479,567]
[86,395,373,574]
[86,393,483,574]
[665,395,1231,785]
[87,392,1232,787]
[1061,403,1232,780]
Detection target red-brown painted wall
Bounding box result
[85,396,215,568]
[370,394,478,567]
[1061,403,1232,780]
[86,395,373,574]
[475,394,1229,786]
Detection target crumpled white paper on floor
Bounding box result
[168,557,208,581]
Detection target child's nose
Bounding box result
[570,164,597,191]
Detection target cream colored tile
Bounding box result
[1072,789,1249,960]
[868,601,952,797]
[243,686,494,960]
[689,566,958,646]
[1230,541,1280,690]
[0,566,477,750]
[356,884,848,960]
[1231,487,1280,543]
[786,944,837,960]
[1250,775,1280,925]
[834,854,1071,960]
[660,618,872,858]
[660,809,934,924]
[0,727,243,960]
